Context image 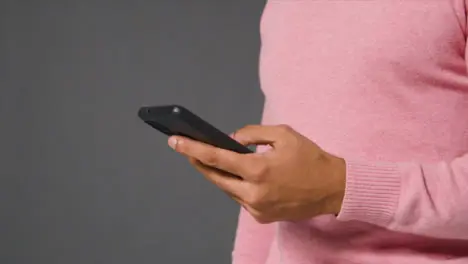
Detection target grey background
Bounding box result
[1,1,265,263]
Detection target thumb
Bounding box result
[231,125,283,146]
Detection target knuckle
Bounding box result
[245,191,260,207]
[203,151,218,166]
[250,162,268,180]
[253,214,272,224]
[245,196,273,224]
[277,124,293,134]
[245,188,266,208]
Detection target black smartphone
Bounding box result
[138,105,253,154]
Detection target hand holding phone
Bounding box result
[138,105,253,154]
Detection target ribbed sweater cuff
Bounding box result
[336,160,402,226]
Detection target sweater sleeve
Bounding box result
[231,207,275,264]
[337,21,468,238]
[337,154,468,239]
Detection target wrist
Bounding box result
[323,154,346,215]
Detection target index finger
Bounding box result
[189,157,248,199]
[169,136,261,178]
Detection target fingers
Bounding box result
[170,136,260,178]
[232,124,293,147]
[189,159,264,219]
[188,157,247,200]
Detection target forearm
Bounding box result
[337,153,468,239]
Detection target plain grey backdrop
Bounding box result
[1,1,265,263]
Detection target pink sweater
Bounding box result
[232,1,468,264]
